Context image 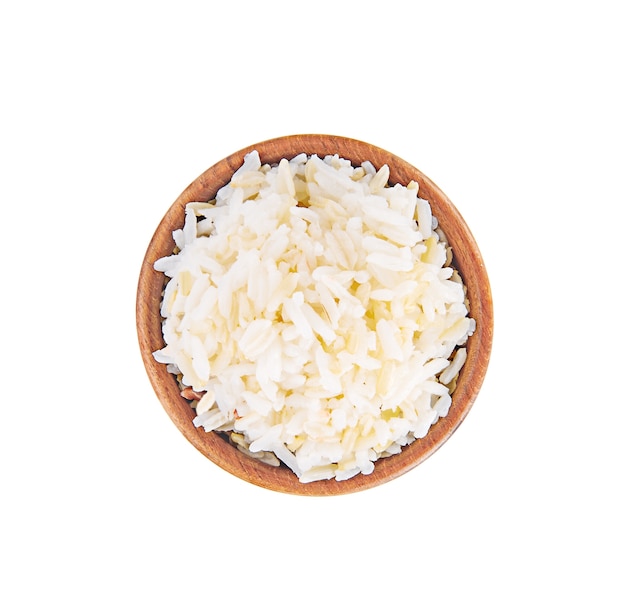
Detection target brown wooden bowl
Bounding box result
[136,134,493,495]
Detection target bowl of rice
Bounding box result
[136,134,493,495]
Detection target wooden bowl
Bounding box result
[136,134,493,495]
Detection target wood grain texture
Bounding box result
[136,134,493,495]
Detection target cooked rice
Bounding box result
[153,151,475,483]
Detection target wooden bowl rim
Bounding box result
[136,134,493,496]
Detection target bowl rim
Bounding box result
[136,134,493,496]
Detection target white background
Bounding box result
[1,1,624,608]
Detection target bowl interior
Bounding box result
[136,134,493,495]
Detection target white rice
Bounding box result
[153,151,475,483]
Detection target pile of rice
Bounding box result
[153,151,474,483]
